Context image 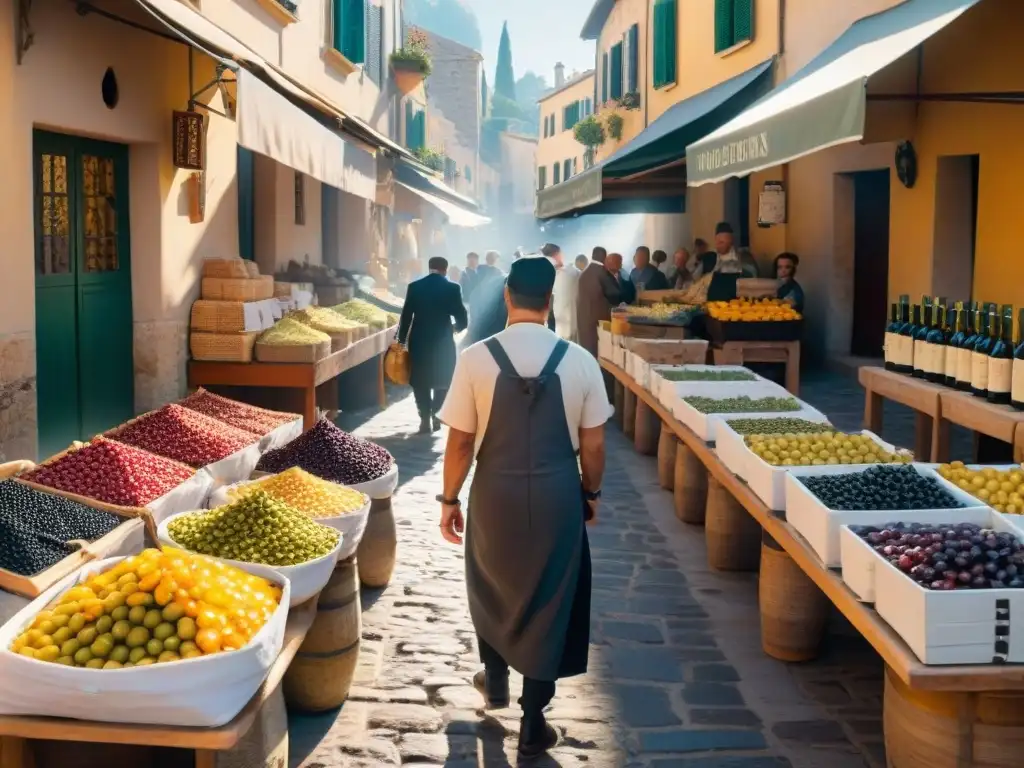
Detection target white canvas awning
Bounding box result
[396,182,491,228]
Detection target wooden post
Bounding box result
[623,388,637,439]
[613,380,625,426]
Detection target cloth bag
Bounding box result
[384,342,410,385]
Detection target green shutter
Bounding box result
[405,100,414,148]
[538,166,546,189]
[601,53,609,102]
[334,0,366,63]
[653,0,677,88]
[553,162,560,184]
[714,0,735,52]
[628,24,639,93]
[416,110,426,150]
[733,0,753,43]
[610,43,623,100]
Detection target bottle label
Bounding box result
[914,339,929,371]
[1013,359,1024,402]
[883,332,895,364]
[990,358,1012,394]
[944,345,959,380]
[957,346,973,382]
[972,351,990,390]
[931,344,945,376]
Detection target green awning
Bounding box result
[536,59,773,220]
[685,0,982,186]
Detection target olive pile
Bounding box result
[683,395,802,415]
[725,418,833,436]
[849,522,1024,590]
[659,369,756,382]
[167,490,339,566]
[800,465,964,511]
[257,418,394,485]
[746,432,911,467]
[937,463,1024,514]
[0,481,123,576]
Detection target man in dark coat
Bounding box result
[460,252,480,303]
[576,246,622,358]
[397,256,468,434]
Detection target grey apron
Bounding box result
[466,336,592,682]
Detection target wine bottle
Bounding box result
[946,301,965,388]
[988,305,1013,405]
[884,302,899,371]
[912,297,932,379]
[1012,308,1024,410]
[894,300,914,374]
[925,298,948,384]
[971,303,995,398]
[957,302,979,390]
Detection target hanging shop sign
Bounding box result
[757,181,786,227]
[172,110,205,171]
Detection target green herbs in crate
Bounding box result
[724,417,833,435]
[683,396,802,415]
[659,369,757,382]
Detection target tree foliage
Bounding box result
[494,21,516,102]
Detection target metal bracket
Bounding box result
[15,0,34,65]
[188,52,235,119]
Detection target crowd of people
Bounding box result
[392,224,805,759]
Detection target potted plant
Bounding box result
[390,29,432,94]
[573,116,606,167]
[618,91,641,110]
[606,112,625,141]
[414,146,446,172]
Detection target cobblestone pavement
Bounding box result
[289,384,888,768]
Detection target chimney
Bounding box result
[554,62,565,88]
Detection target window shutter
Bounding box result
[610,43,623,100]
[733,0,754,43]
[564,159,571,180]
[572,157,578,175]
[714,0,735,52]
[653,0,677,88]
[538,166,546,189]
[601,52,609,102]
[628,24,639,93]
[417,110,427,149]
[404,100,414,147]
[553,162,561,184]
[364,1,383,85]
[335,0,366,63]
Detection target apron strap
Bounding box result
[483,338,519,376]
[540,339,570,377]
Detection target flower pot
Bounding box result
[392,63,426,94]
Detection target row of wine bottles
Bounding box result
[882,295,1024,409]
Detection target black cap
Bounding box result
[507,255,556,298]
[715,221,733,235]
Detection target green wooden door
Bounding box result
[34,131,134,457]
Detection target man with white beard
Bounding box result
[541,243,580,342]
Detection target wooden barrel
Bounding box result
[759,533,828,662]
[613,380,625,426]
[672,444,707,525]
[704,476,761,571]
[284,557,361,712]
[657,424,678,490]
[215,686,289,768]
[884,667,1024,768]
[357,497,397,587]
[633,399,660,456]
[623,388,637,439]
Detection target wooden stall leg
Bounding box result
[613,380,625,427]
[784,341,800,396]
[195,750,217,768]
[302,385,317,430]
[672,444,707,525]
[705,476,761,571]
[759,533,827,662]
[623,388,637,439]
[931,416,950,463]
[657,425,678,490]
[713,344,743,366]
[358,497,398,587]
[212,686,288,768]
[864,391,883,434]
[377,353,387,408]
[634,399,660,456]
[0,738,35,768]
[914,413,933,464]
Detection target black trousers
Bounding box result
[478,635,556,718]
[412,386,447,419]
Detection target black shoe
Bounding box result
[472,669,510,709]
[517,715,558,760]
[417,418,431,434]
[431,415,441,432]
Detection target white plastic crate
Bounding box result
[785,464,990,568]
[871,510,1024,664]
[713,413,835,484]
[597,328,614,361]
[670,389,823,443]
[650,365,764,404]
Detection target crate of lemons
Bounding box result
[706,297,801,322]
[746,431,912,467]
[937,462,1024,515]
[9,548,283,669]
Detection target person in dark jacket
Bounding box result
[774,252,805,313]
[576,246,622,358]
[629,246,669,293]
[460,252,480,302]
[397,256,469,434]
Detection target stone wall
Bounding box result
[0,332,37,462]
[133,320,188,415]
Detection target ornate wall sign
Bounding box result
[895,141,917,189]
[172,110,205,171]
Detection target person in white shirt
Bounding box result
[542,242,581,342]
[437,256,610,759]
[690,223,759,280]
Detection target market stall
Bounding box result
[602,346,1024,767]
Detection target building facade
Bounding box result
[536,68,595,192]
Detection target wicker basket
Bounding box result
[190,331,259,362]
[255,339,332,363]
[0,460,34,480]
[191,300,257,333]
[202,258,251,279]
[201,277,260,302]
[759,534,828,661]
[244,260,261,278]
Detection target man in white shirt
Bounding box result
[542,242,581,342]
[437,256,610,759]
[690,223,759,280]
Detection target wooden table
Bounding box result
[603,359,1024,693]
[712,340,800,395]
[0,600,317,768]
[189,328,395,429]
[939,389,1024,463]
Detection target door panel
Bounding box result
[852,170,891,357]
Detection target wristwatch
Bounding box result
[436,494,461,506]
[583,489,602,502]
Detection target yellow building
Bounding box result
[686,0,1021,361]
[0,0,482,460]
[536,68,595,192]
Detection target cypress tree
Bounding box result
[494,21,516,102]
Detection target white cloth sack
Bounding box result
[348,462,399,499]
[0,557,291,727]
[147,471,215,524]
[260,418,303,452]
[201,442,264,494]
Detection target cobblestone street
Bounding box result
[290,385,887,768]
